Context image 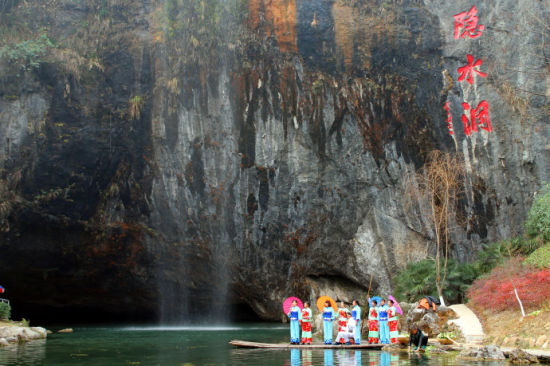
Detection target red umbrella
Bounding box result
[283,297,303,314]
[389,295,403,315]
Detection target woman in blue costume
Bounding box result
[287,300,302,344]
[377,298,390,344]
[322,300,335,344]
[351,299,361,345]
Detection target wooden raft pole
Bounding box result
[229,340,385,350]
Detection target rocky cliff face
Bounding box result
[0,0,548,322]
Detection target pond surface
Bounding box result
[0,324,504,366]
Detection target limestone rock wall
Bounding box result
[0,0,547,321]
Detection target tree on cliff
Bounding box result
[404,150,465,306]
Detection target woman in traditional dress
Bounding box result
[367,299,379,344]
[322,300,335,344]
[388,299,399,343]
[351,299,361,345]
[335,301,350,344]
[377,298,390,344]
[287,299,302,344]
[336,313,352,345]
[301,301,313,344]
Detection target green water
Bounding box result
[0,324,503,366]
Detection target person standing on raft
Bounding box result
[351,300,361,344]
[377,298,390,344]
[301,302,313,344]
[388,299,399,343]
[336,301,350,344]
[322,300,335,345]
[287,300,302,344]
[367,299,379,344]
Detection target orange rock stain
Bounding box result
[248,0,297,53]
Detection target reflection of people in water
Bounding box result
[290,348,300,366]
[324,349,334,366]
[379,351,401,366]
[335,349,360,366]
[380,351,390,366]
[302,350,312,366]
[408,351,429,366]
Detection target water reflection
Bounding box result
[0,339,46,366]
[285,349,407,366]
[324,349,334,366]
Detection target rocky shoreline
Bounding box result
[0,325,47,346]
[381,342,549,364]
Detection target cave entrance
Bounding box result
[228,302,263,322]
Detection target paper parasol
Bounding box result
[316,295,337,312]
[389,295,403,315]
[283,297,303,314]
[368,296,382,307]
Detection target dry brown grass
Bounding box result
[0,320,19,327]
[473,300,550,348]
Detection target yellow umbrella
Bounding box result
[317,296,337,312]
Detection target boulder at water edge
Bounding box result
[458,345,506,361]
[405,302,457,337]
[0,326,47,344]
[507,348,540,364]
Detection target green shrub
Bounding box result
[526,184,550,242]
[392,258,478,304]
[524,243,550,268]
[392,241,514,304]
[0,32,53,74]
[0,302,11,320]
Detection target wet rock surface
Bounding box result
[405,302,456,336]
[507,348,540,364]
[458,345,506,361]
[0,0,548,321]
[0,326,47,346]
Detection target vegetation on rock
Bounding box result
[0,302,11,320]
[524,243,550,268]
[402,150,465,304]
[393,258,471,304]
[128,95,144,120]
[0,33,53,75]
[525,184,550,243]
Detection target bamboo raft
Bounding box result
[229,340,385,350]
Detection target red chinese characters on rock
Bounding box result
[444,101,454,135]
[445,4,493,137]
[461,100,492,136]
[454,5,485,39]
[457,54,487,85]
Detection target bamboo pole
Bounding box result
[361,274,373,333]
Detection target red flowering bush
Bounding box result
[467,257,550,311]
